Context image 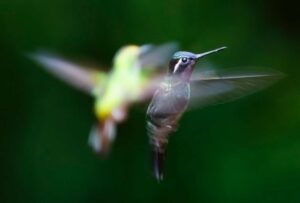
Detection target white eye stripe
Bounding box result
[173,59,181,73]
[173,58,190,73]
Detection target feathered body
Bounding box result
[29,44,283,180]
[29,43,177,155]
[146,47,282,181]
[147,78,190,180]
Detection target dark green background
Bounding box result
[1,0,299,202]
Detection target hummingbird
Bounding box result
[29,43,177,156]
[146,47,282,181]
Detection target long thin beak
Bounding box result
[196,46,227,59]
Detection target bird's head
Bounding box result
[169,47,227,81]
[114,45,140,72]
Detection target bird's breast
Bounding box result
[147,81,190,118]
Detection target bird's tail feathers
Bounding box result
[152,146,166,182]
[88,119,116,156]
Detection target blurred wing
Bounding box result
[189,69,284,109]
[138,74,165,102]
[139,42,178,68]
[136,42,178,101]
[28,52,106,95]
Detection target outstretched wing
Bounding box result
[138,42,178,69]
[136,43,178,101]
[28,52,107,96]
[189,68,284,109]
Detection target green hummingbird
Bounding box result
[146,47,282,181]
[29,43,177,155]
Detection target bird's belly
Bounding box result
[94,74,145,119]
[147,83,190,141]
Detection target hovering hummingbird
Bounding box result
[29,43,177,155]
[146,47,282,181]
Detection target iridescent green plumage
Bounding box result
[29,43,177,155]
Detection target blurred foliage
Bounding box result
[0,0,299,202]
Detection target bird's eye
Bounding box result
[181,57,188,63]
